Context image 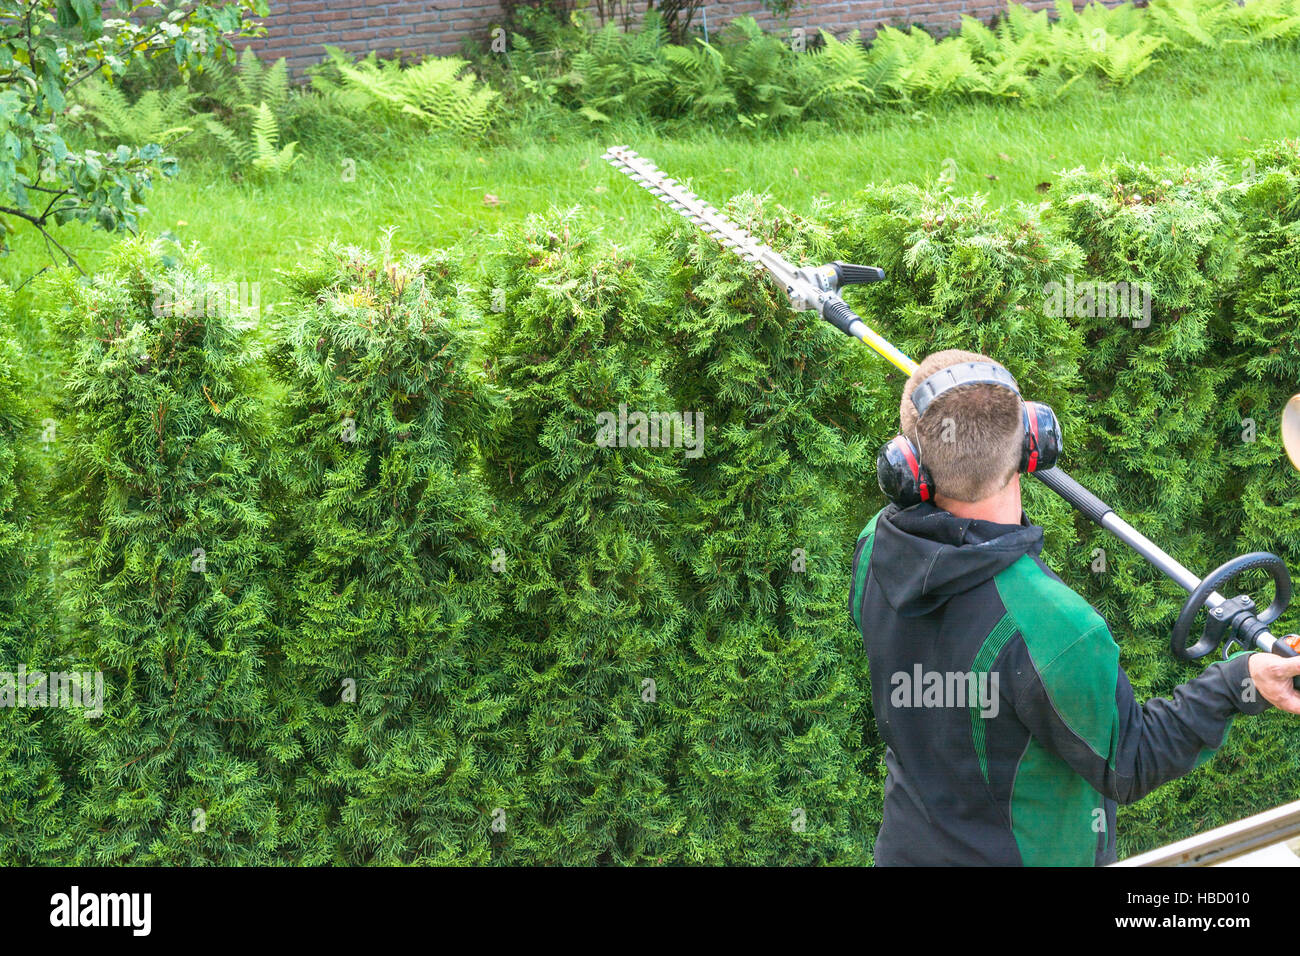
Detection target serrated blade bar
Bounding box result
[602,145,798,286]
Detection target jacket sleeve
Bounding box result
[1004,623,1269,805]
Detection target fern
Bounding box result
[1233,0,1300,40]
[399,59,499,135]
[566,14,669,119]
[491,0,1300,128]
[306,46,379,115]
[327,49,498,137]
[250,102,300,174]
[74,79,196,148]
[320,0,1300,132]
[204,102,298,176]
[959,14,1007,64]
[204,47,291,119]
[1093,31,1167,84]
[203,114,254,168]
[1075,0,1145,39]
[720,18,801,125]
[877,27,990,101]
[195,48,302,176]
[797,30,903,115]
[1147,0,1241,47]
[670,41,740,119]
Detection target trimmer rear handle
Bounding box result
[1171,552,1291,661]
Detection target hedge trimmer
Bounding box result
[602,144,1300,674]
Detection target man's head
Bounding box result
[900,349,1024,503]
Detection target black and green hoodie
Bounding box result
[849,502,1267,866]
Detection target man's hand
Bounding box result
[1248,650,1300,713]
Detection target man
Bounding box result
[849,348,1300,866]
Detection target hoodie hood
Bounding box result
[871,502,1044,617]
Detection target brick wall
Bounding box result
[238,1,503,72]
[237,0,1066,72]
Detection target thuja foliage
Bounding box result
[654,197,884,862]
[481,210,687,863]
[0,282,60,864]
[481,203,884,862]
[1223,140,1300,558]
[39,239,280,864]
[1200,142,1300,852]
[1051,158,1239,529]
[1031,157,1245,738]
[0,282,37,653]
[267,243,514,864]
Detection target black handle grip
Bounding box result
[832,262,886,286]
[821,296,861,336]
[1032,467,1113,525]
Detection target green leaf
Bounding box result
[71,0,104,38]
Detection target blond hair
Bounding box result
[899,349,1023,503]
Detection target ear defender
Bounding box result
[1020,400,1062,474]
[877,435,931,507]
[875,362,1064,506]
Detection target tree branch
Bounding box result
[13,264,49,292]
[39,188,71,221]
[0,204,84,273]
[39,227,84,274]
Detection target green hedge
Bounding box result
[268,245,514,864]
[38,239,280,863]
[6,140,1300,863]
[0,280,59,864]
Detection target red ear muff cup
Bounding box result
[877,436,930,506]
[1022,403,1040,473]
[1021,401,1062,473]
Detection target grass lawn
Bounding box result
[4,42,1298,310]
